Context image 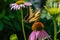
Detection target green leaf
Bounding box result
[0,9,5,19]
[8,14,14,19]
[4,0,7,2]
[8,11,15,19]
[0,22,4,31]
[3,20,13,27]
[13,21,21,31]
[10,34,18,40]
[8,0,17,3]
[25,24,31,29]
[4,16,10,21]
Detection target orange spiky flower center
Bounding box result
[32,22,44,31]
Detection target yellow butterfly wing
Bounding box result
[34,9,40,17]
[29,9,40,23]
[24,7,34,23]
[28,7,34,19]
[24,6,40,23]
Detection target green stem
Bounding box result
[20,8,27,40]
[52,17,57,40]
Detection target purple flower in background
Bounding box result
[29,30,50,40]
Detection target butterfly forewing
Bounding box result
[35,9,40,16]
[24,7,34,23]
[28,7,34,19]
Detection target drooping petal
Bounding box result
[11,5,16,10]
[36,31,41,39]
[10,3,25,10]
[38,30,50,40]
[28,31,36,40]
[10,3,16,7]
[18,6,20,10]
[42,30,50,39]
[29,30,51,40]
[24,2,32,6]
[15,5,20,10]
[19,4,25,8]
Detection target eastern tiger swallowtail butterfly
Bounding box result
[24,7,40,23]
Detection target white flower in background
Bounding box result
[19,4,25,7]
[10,1,32,10]
[10,3,25,10]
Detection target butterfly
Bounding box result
[24,7,40,23]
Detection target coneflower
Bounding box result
[28,22,51,40]
[10,1,32,10]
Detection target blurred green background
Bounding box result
[0,0,60,40]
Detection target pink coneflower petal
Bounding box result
[39,30,50,40]
[19,4,25,8]
[29,30,50,40]
[24,2,32,6]
[10,3,25,10]
[36,31,40,38]
[18,6,20,10]
[15,5,19,10]
[42,30,50,38]
[39,31,43,40]
[28,31,36,40]
[40,30,46,37]
[10,3,16,7]
[11,5,16,10]
[10,3,17,10]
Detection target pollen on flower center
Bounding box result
[32,22,44,30]
[16,1,24,5]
